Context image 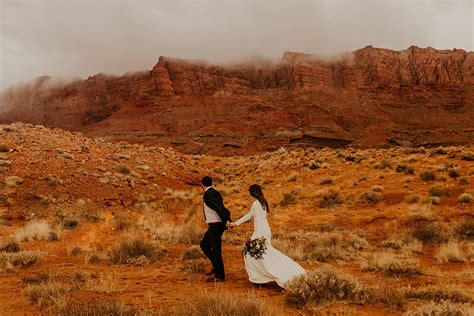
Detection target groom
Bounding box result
[199,176,231,282]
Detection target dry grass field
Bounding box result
[1,123,473,315]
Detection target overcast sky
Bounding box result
[0,0,472,90]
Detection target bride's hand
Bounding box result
[226,222,234,229]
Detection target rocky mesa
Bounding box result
[1,46,473,155]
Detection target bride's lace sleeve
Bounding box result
[234,204,254,226]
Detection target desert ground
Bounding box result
[0,122,473,315]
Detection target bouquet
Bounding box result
[242,237,267,260]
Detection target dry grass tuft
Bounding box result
[360,191,381,204]
[25,281,70,310]
[181,245,206,261]
[284,266,401,308]
[319,189,343,208]
[59,300,143,316]
[1,241,20,252]
[404,286,472,303]
[454,222,474,241]
[404,300,472,316]
[420,171,436,181]
[362,253,422,278]
[410,222,447,244]
[458,193,473,204]
[15,220,59,242]
[436,241,465,263]
[428,186,450,197]
[0,250,41,269]
[170,291,275,315]
[108,239,167,265]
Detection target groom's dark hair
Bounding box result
[201,176,212,187]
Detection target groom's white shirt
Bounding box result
[204,186,222,223]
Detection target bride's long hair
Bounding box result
[249,184,269,213]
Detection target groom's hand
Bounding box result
[226,222,233,229]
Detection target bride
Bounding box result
[228,184,305,288]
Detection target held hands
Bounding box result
[226,222,235,229]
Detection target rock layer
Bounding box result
[1,46,473,155]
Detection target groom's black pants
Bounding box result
[200,222,226,280]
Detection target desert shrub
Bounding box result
[458,193,472,204]
[411,222,447,244]
[436,241,465,263]
[181,259,207,274]
[309,161,320,170]
[401,239,423,254]
[362,254,421,278]
[405,194,420,203]
[113,165,131,175]
[0,250,41,268]
[396,164,415,175]
[319,190,343,208]
[454,222,474,241]
[302,233,343,262]
[25,281,70,310]
[1,241,20,252]
[0,144,9,152]
[69,247,82,256]
[448,169,460,179]
[432,148,447,155]
[113,216,131,231]
[23,273,50,285]
[287,172,298,182]
[420,172,436,181]
[381,239,402,250]
[459,177,470,185]
[374,160,392,169]
[87,255,102,264]
[108,239,167,265]
[59,300,142,316]
[360,191,381,204]
[319,177,333,185]
[181,245,206,261]
[428,186,450,197]
[284,266,372,307]
[15,221,59,242]
[170,292,275,316]
[279,192,296,208]
[461,153,474,161]
[346,234,369,251]
[404,286,472,303]
[152,218,205,245]
[62,219,78,229]
[404,300,471,316]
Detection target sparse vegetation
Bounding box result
[396,164,415,175]
[108,239,167,264]
[411,222,447,244]
[458,192,472,204]
[1,241,20,252]
[436,241,465,263]
[454,222,474,241]
[0,250,41,268]
[0,144,9,152]
[15,221,59,242]
[404,300,472,316]
[181,245,206,261]
[360,191,381,204]
[362,253,422,278]
[319,189,343,208]
[171,292,275,315]
[420,171,436,181]
[428,185,450,197]
[59,300,143,316]
[319,176,333,185]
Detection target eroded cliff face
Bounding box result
[1,46,473,155]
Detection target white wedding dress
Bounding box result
[234,200,306,287]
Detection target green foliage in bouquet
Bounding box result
[242,237,267,260]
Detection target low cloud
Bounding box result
[1,0,472,90]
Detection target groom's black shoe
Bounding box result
[205,269,215,276]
